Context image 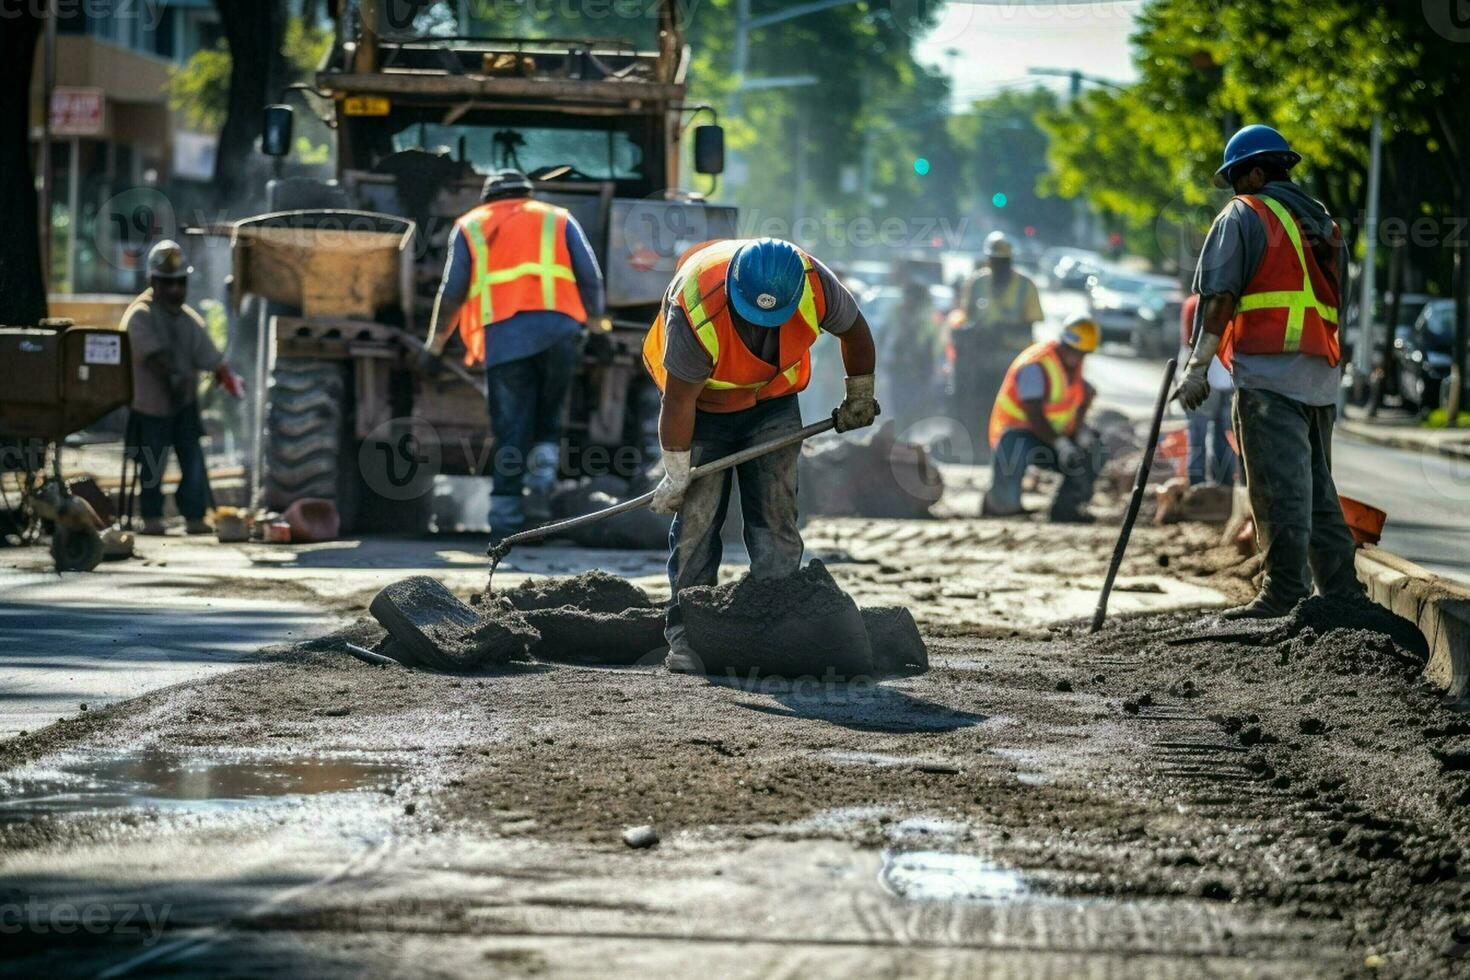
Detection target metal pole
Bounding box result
[1356,112,1383,383]
[730,0,748,118]
[40,1,56,295]
[65,137,80,292]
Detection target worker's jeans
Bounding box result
[1187,388,1237,486]
[128,405,210,521]
[987,427,1108,518]
[665,394,804,646]
[484,334,579,525]
[1233,387,1362,607]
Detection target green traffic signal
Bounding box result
[992,192,1008,208]
[914,157,931,176]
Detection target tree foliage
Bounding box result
[949,88,1074,243]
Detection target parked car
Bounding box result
[1085,268,1184,356]
[1049,252,1105,291]
[1395,298,1455,414]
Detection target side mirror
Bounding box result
[262,105,294,158]
[693,124,725,176]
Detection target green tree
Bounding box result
[949,87,1074,243]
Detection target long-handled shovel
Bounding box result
[1089,358,1178,633]
[486,417,836,588]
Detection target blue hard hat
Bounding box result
[1214,125,1301,188]
[727,238,806,328]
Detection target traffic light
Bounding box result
[992,192,1008,208]
[1024,225,1037,237]
[914,157,931,176]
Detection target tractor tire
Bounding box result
[52,524,104,572]
[264,359,348,519]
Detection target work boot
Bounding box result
[981,490,1024,518]
[185,518,213,535]
[1049,505,1096,525]
[664,635,705,675]
[141,517,167,536]
[1220,594,1297,621]
[488,494,525,544]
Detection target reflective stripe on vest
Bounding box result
[988,340,1086,448]
[1233,195,1338,352]
[680,253,822,393]
[462,203,577,324]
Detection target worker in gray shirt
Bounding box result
[642,238,878,673]
[124,240,245,536]
[1181,125,1362,619]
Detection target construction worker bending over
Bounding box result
[124,240,245,536]
[952,231,1044,456]
[982,315,1107,524]
[421,169,606,538]
[643,238,879,673]
[1181,125,1361,620]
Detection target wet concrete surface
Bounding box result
[5,507,1467,976]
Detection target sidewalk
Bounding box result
[1338,407,1470,461]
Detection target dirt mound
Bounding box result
[497,570,653,614]
[799,421,942,519]
[522,607,666,665]
[680,560,874,679]
[1263,593,1429,662]
[861,606,929,675]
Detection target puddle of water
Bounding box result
[0,750,405,822]
[881,850,1028,904]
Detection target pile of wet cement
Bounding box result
[490,571,665,665]
[680,560,876,679]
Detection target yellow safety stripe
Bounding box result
[681,251,819,394]
[995,350,1079,435]
[1235,196,1338,351]
[462,217,494,322]
[466,206,576,321]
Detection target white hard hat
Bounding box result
[147,240,193,279]
[984,231,1013,259]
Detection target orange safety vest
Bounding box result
[455,198,588,366]
[1219,194,1341,369]
[642,240,827,413]
[988,340,1087,449]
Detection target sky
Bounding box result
[914,0,1146,108]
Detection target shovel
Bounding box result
[487,417,837,587]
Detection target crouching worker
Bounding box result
[982,314,1108,523]
[642,238,879,673]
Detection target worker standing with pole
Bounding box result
[642,238,879,673]
[420,169,606,540]
[1180,125,1363,620]
[952,232,1044,458]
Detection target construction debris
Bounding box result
[799,421,943,519]
[679,559,876,679]
[861,606,930,675]
[495,571,666,665]
[370,576,539,672]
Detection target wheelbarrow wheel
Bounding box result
[52,524,105,573]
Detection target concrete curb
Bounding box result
[1225,486,1470,698]
[1354,547,1470,700]
[1337,419,1470,462]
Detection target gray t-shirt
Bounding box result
[1015,361,1095,404]
[123,289,224,416]
[1191,180,1347,406]
[662,256,859,384]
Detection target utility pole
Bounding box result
[1356,113,1383,390]
[40,0,56,293]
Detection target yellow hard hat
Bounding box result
[1060,314,1099,353]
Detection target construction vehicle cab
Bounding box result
[242,0,733,533]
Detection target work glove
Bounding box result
[415,346,445,379]
[213,364,246,400]
[1054,436,1084,472]
[833,374,881,433]
[1177,332,1220,413]
[649,450,693,515]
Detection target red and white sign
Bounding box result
[50,87,106,137]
